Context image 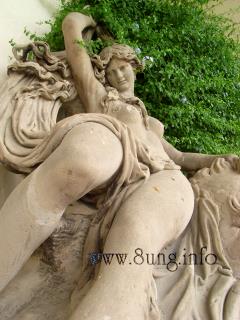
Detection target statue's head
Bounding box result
[191,158,240,278]
[91,44,143,93]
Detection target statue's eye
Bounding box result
[120,65,126,71]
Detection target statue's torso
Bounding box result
[105,98,171,164]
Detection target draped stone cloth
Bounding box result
[0,42,77,173]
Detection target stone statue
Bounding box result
[0,12,239,320]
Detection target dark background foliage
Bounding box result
[29,0,240,154]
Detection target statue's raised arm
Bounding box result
[62,13,106,113]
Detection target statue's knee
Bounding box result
[56,144,102,186]
[37,123,123,204]
[58,123,122,183]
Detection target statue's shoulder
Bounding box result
[148,116,164,138]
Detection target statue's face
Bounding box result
[106,58,135,93]
[217,180,240,278]
[194,160,240,278]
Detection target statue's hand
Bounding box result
[62,12,97,43]
[83,13,97,28]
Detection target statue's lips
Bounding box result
[118,80,127,85]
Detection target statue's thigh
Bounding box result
[104,170,194,253]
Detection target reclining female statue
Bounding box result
[0,12,238,320]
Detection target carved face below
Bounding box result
[192,159,240,278]
[218,187,240,278]
[106,58,135,94]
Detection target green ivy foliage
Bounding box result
[31,0,240,154]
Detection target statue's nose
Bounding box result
[115,69,124,79]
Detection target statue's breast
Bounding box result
[106,100,143,125]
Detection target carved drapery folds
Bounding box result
[0,42,77,173]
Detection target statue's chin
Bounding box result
[220,223,240,278]
[118,83,131,93]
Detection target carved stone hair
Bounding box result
[91,44,143,86]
